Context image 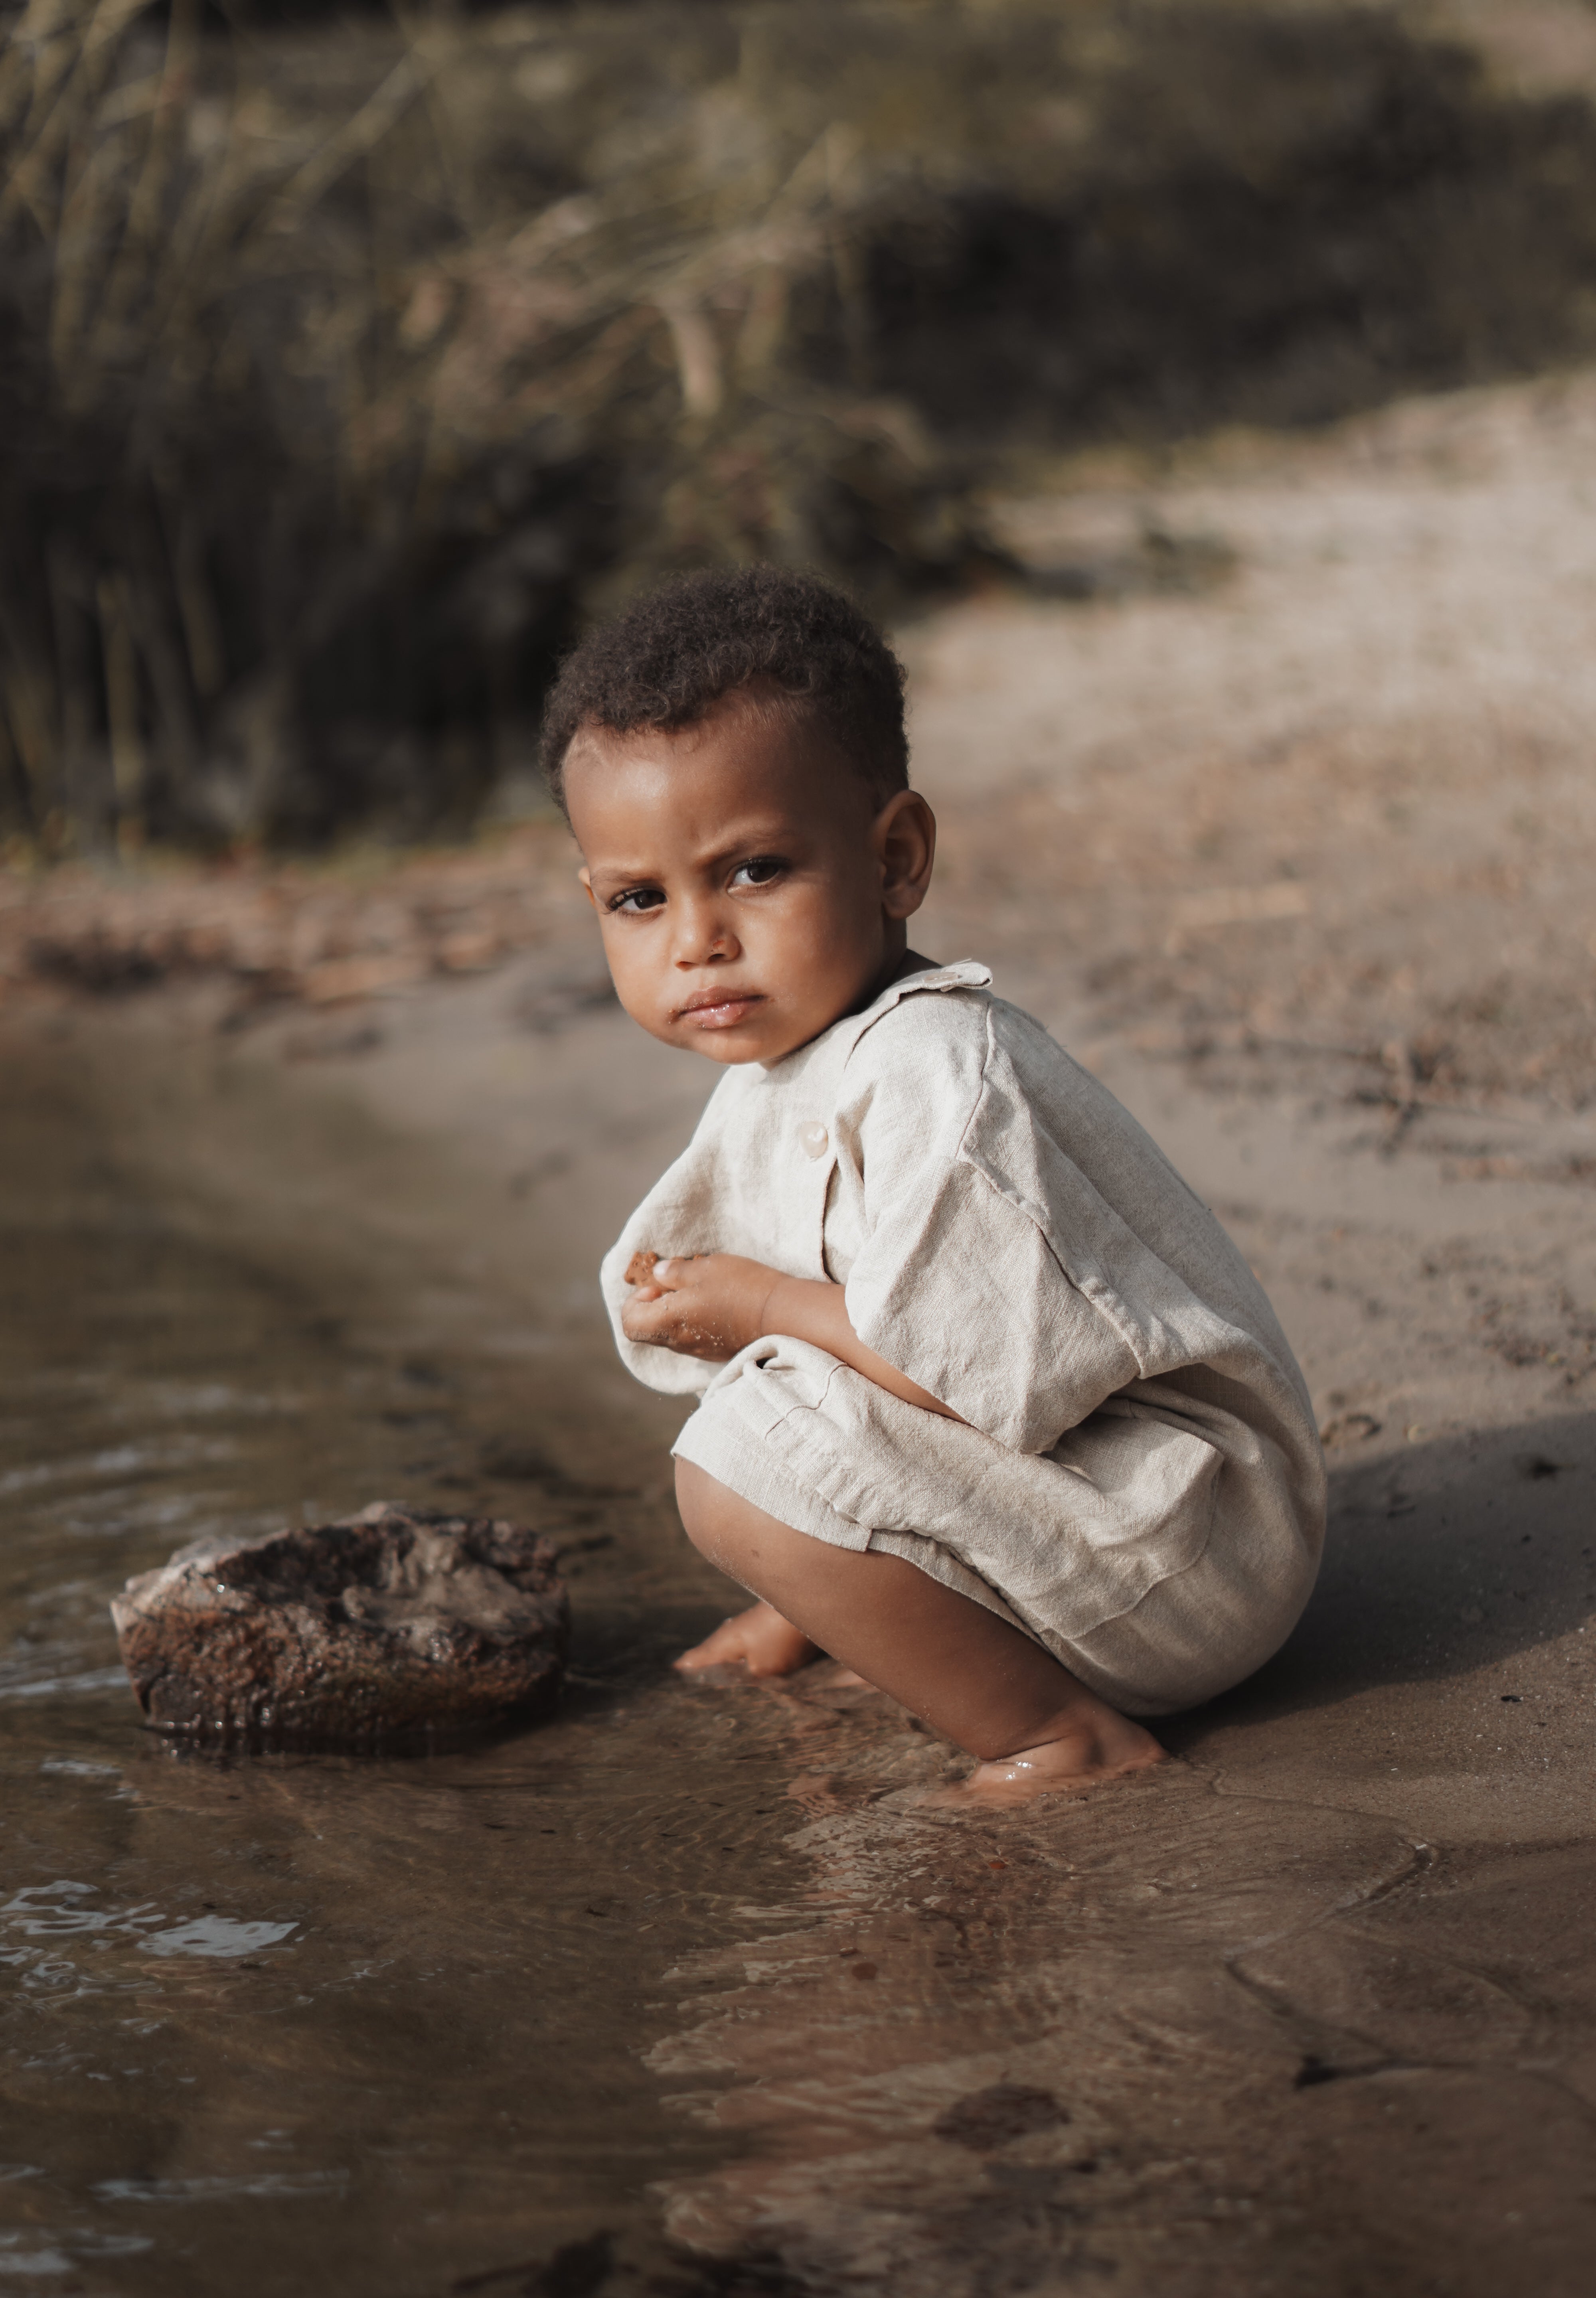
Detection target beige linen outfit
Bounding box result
[601,962,1325,1714]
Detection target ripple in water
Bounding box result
[0,1036,818,2297]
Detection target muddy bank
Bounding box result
[10,364,1596,1141]
[913,369,1596,1140]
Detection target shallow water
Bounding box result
[0,1033,822,2296]
[5,1018,1596,2298]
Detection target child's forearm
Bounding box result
[760,1275,965,1422]
[622,1251,965,1422]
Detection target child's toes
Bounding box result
[674,1603,820,1679]
[674,1621,747,1672]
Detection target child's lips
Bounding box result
[677,991,765,1030]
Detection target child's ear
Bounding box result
[875,790,936,920]
[577,865,597,910]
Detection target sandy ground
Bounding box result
[4,368,1595,2292]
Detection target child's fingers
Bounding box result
[652,1256,701,1288]
[621,1296,675,1343]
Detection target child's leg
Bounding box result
[673,1459,1164,1801]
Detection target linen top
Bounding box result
[600,960,1325,1649]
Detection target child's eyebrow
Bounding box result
[585,856,664,887]
[587,822,800,886]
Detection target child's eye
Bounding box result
[609,885,666,914]
[729,856,787,889]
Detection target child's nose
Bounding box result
[673,896,738,964]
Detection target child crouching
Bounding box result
[541,566,1325,1804]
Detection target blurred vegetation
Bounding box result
[4,0,1596,852]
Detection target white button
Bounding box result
[798,1120,829,1160]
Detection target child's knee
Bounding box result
[674,1458,819,1600]
[673,1453,713,1532]
[674,1456,753,1575]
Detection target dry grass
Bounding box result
[4,0,1596,854]
[0,0,1011,853]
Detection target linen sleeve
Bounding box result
[838,1003,1156,1453]
[595,1071,745,1401]
[843,1151,1143,1453]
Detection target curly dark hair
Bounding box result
[538,565,910,816]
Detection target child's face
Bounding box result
[565,689,935,1066]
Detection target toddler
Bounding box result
[541,567,1325,1803]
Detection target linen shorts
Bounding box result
[671,1336,1320,1717]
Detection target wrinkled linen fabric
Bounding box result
[601,962,1326,1714]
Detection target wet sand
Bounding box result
[4,370,1595,2292]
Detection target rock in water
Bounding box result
[111,1504,569,1748]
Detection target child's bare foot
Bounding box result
[675,1600,821,1679]
[927,1714,1168,1808]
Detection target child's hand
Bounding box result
[621,1252,780,1362]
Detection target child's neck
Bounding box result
[843,941,936,1023]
